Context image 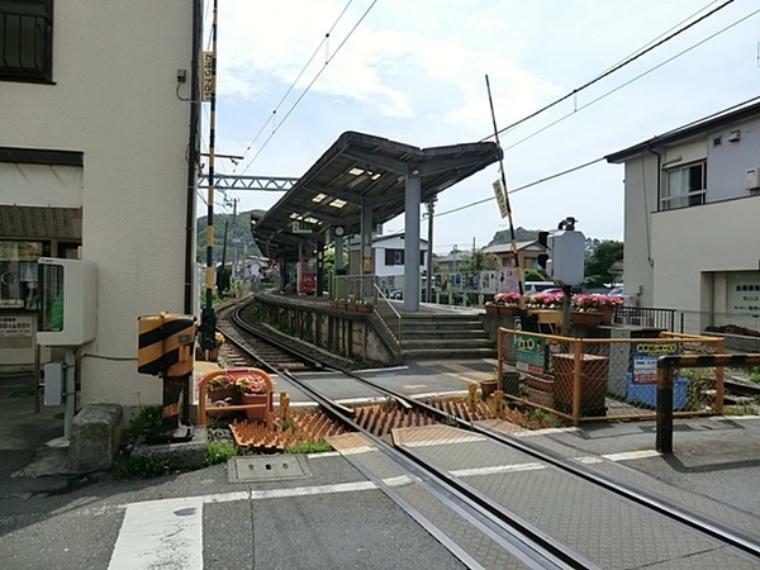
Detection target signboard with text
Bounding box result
[202,51,215,101]
[515,334,545,375]
[0,315,33,337]
[492,178,508,218]
[630,342,678,384]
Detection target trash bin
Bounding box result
[552,353,608,416]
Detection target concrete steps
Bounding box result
[399,314,495,360]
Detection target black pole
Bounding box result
[656,366,674,454]
[200,0,218,350]
[183,0,202,314]
[485,74,523,297]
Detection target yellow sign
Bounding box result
[202,51,215,101]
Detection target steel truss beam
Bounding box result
[198,173,299,191]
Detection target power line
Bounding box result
[431,157,607,221]
[479,0,736,142]
[239,0,378,175]
[233,0,354,173]
[502,5,760,152]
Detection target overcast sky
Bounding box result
[202,0,760,255]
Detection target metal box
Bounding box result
[546,230,585,286]
[36,258,97,346]
[43,361,64,406]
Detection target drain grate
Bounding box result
[228,455,312,483]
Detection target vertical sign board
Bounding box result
[630,342,678,384]
[201,51,214,101]
[499,268,520,293]
[492,179,508,219]
[515,334,545,376]
[0,315,33,337]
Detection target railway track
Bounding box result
[221,300,760,568]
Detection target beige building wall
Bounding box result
[621,155,657,306]
[0,2,195,406]
[651,197,760,318]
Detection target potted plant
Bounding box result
[526,290,564,324]
[236,375,269,422]
[207,374,237,403]
[572,293,623,325]
[494,292,522,316]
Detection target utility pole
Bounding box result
[426,200,435,303]
[485,74,524,298]
[200,0,218,352]
[232,197,238,282]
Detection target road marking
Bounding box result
[712,414,760,422]
[602,449,661,462]
[108,496,203,570]
[405,435,487,448]
[355,365,409,374]
[512,427,581,437]
[451,463,544,477]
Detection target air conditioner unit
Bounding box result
[746,168,760,192]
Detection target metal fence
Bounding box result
[613,306,677,332]
[497,327,725,425]
[332,274,377,304]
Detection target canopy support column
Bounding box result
[360,203,374,301]
[404,171,421,312]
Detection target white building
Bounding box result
[348,232,428,292]
[0,1,200,408]
[606,99,760,331]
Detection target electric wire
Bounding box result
[502,6,760,152]
[239,0,378,175]
[479,0,736,141]
[233,0,354,173]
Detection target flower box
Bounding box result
[207,387,237,404]
[485,304,498,315]
[528,309,563,325]
[571,311,603,327]
[480,379,498,398]
[356,303,374,314]
[241,392,269,422]
[329,300,338,309]
[497,305,520,316]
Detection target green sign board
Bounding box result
[515,334,545,375]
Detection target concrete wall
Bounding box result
[622,155,657,306]
[0,2,195,406]
[706,117,760,203]
[651,197,760,314]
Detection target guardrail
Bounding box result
[496,327,725,425]
[374,284,402,344]
[614,306,677,332]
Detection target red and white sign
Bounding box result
[0,315,33,337]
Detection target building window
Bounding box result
[661,161,706,210]
[0,0,53,83]
[385,249,404,266]
[0,241,45,311]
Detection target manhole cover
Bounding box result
[228,455,312,483]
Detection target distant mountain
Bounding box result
[196,209,267,263]
[486,227,540,246]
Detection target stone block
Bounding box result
[130,426,208,470]
[68,404,123,472]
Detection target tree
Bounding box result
[523,267,544,281]
[460,251,500,271]
[584,240,623,287]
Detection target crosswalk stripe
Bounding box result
[108,497,203,570]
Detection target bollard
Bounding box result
[656,366,674,454]
[468,384,478,410]
[492,389,505,418]
[279,392,290,423]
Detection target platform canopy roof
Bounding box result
[253,131,502,258]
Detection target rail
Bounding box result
[613,306,677,332]
[224,300,760,561]
[374,283,402,344]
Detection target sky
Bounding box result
[201,0,760,256]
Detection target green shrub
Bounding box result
[750,367,760,384]
[113,455,172,479]
[204,441,237,466]
[285,439,332,454]
[125,407,162,441]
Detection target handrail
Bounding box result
[374,283,402,343]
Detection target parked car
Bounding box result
[524,281,558,295]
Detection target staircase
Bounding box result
[399,313,496,360]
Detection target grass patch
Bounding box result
[125,406,162,441]
[750,367,760,384]
[724,405,758,416]
[205,441,237,466]
[112,455,172,479]
[284,439,332,454]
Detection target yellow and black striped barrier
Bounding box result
[656,352,760,454]
[138,313,196,378]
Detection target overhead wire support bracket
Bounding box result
[198,174,299,191]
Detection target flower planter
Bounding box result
[485,304,498,315]
[480,379,498,398]
[528,309,563,326]
[338,302,348,311]
[207,387,236,403]
[329,300,338,309]
[600,307,614,324]
[499,305,521,316]
[571,311,603,327]
[241,392,269,422]
[356,304,374,314]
